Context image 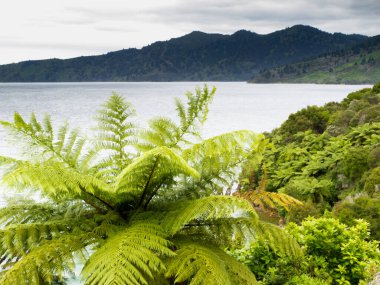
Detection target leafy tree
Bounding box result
[275,105,331,140]
[0,86,299,285]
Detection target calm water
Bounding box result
[0,82,369,157]
[0,82,370,284]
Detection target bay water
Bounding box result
[0,82,369,156]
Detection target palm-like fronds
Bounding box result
[0,85,301,284]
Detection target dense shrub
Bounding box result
[287,217,380,284]
[228,240,306,285]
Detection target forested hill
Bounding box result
[249,35,380,84]
[0,25,367,82]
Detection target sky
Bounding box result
[1,0,379,65]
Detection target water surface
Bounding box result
[0,82,368,156]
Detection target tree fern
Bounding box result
[0,87,301,284]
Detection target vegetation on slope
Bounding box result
[250,36,380,84]
[0,25,367,82]
[232,83,380,284]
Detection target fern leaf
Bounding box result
[0,234,91,285]
[93,92,137,177]
[115,146,199,207]
[137,117,180,151]
[82,221,174,285]
[181,131,267,195]
[237,190,303,212]
[163,196,258,235]
[166,242,258,285]
[255,221,303,257]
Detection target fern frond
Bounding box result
[92,93,137,180]
[137,85,216,151]
[1,113,87,168]
[163,196,258,236]
[82,221,174,285]
[181,131,267,195]
[1,159,113,211]
[178,216,257,247]
[0,234,92,285]
[115,146,199,207]
[0,218,96,261]
[0,202,59,226]
[137,117,180,151]
[255,221,303,257]
[237,190,303,212]
[166,241,258,285]
[174,85,216,143]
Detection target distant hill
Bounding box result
[0,25,368,82]
[249,36,380,84]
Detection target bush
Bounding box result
[228,240,305,285]
[287,217,380,284]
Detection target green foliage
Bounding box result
[287,217,380,284]
[0,85,299,285]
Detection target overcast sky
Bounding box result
[1,0,379,65]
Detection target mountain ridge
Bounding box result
[0,25,369,82]
[249,35,380,84]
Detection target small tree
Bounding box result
[0,86,298,285]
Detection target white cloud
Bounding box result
[0,0,379,64]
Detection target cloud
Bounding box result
[0,0,379,64]
[141,0,380,35]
